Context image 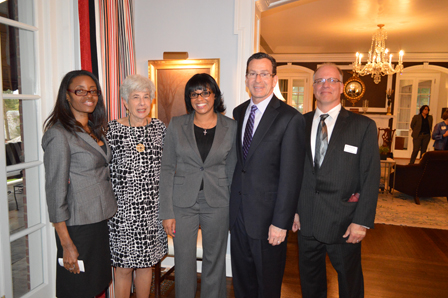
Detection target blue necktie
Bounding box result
[243,105,257,160]
[314,114,329,171]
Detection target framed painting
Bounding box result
[148,58,220,125]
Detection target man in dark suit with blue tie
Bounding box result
[293,63,380,298]
[230,52,306,298]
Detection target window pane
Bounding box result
[4,99,40,164]
[1,26,36,94]
[8,166,41,234]
[0,0,35,26]
[292,79,305,113]
[11,229,44,298]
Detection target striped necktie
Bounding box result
[242,105,257,160]
[314,114,329,171]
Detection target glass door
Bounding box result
[0,1,50,297]
[393,74,439,158]
[278,74,310,114]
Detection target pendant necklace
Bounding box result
[129,116,148,152]
[84,125,100,143]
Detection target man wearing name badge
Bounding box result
[230,52,306,298]
[292,63,380,298]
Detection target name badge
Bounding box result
[344,144,358,154]
[442,126,446,130]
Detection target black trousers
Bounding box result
[298,232,364,298]
[230,207,287,298]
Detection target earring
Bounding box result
[126,109,129,117]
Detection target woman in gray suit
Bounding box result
[42,70,117,298]
[160,73,237,298]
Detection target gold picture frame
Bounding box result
[148,58,220,125]
[343,75,366,106]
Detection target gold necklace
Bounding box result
[129,116,148,152]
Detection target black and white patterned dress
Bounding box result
[107,119,168,268]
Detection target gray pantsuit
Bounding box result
[173,192,228,297]
[160,113,237,298]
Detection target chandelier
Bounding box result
[353,24,404,84]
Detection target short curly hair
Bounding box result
[120,74,156,103]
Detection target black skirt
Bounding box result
[55,220,111,298]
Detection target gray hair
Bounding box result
[120,74,156,103]
[313,63,344,82]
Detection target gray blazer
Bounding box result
[42,123,117,226]
[159,113,237,219]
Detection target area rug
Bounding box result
[375,191,448,230]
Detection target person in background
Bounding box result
[42,70,117,298]
[160,73,237,298]
[432,110,448,150]
[107,74,167,298]
[410,105,433,164]
[293,63,380,298]
[230,52,306,298]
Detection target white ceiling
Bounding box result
[260,0,448,56]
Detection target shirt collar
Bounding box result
[315,104,341,121]
[249,93,274,114]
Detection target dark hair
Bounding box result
[43,70,107,139]
[246,52,277,75]
[442,110,448,120]
[184,73,225,113]
[419,105,430,114]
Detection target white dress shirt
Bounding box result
[311,104,341,163]
[241,93,274,143]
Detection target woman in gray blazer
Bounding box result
[160,74,237,298]
[42,70,117,298]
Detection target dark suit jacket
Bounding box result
[297,107,380,244]
[411,114,433,138]
[159,112,237,219]
[42,123,117,226]
[230,95,306,240]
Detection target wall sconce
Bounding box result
[163,52,189,60]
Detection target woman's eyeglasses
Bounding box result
[67,89,101,96]
[190,90,211,99]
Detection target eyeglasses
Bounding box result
[313,78,342,85]
[246,72,275,79]
[67,89,101,96]
[190,90,212,99]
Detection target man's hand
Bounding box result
[343,223,367,244]
[268,224,287,246]
[292,213,301,232]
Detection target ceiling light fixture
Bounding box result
[353,24,404,84]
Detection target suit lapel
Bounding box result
[182,113,203,163]
[236,101,250,162]
[245,96,280,162]
[204,113,228,166]
[76,132,109,161]
[304,111,315,167]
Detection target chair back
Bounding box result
[417,151,448,197]
[378,128,396,153]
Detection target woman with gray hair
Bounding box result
[107,74,167,297]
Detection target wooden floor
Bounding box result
[163,224,448,298]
